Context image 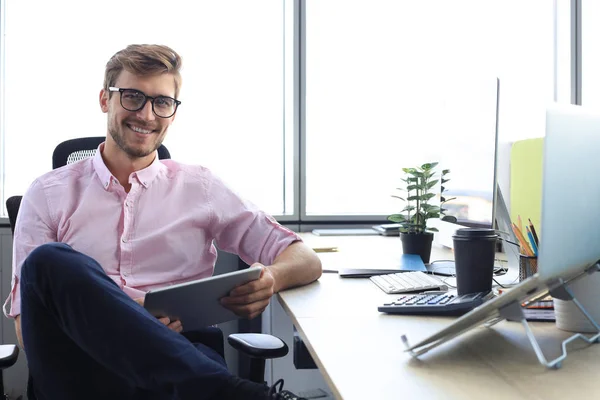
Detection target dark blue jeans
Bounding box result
[20,243,235,400]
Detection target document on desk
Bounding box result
[339,254,426,277]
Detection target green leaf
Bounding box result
[426,227,439,232]
[387,214,406,222]
[442,169,450,174]
[443,197,457,203]
[426,180,439,189]
[406,184,418,191]
[421,193,436,201]
[391,195,405,201]
[421,162,438,170]
[402,206,415,212]
[442,215,458,223]
[441,178,449,184]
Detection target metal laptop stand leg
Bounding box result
[495,265,600,369]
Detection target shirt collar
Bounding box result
[93,142,166,190]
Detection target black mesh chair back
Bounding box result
[6,196,22,235]
[52,136,171,169]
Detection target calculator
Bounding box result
[378,291,494,316]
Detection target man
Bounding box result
[4,44,322,400]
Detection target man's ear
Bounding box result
[99,89,109,113]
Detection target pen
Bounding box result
[528,218,540,246]
[312,247,339,253]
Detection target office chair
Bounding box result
[0,345,19,400]
[5,136,288,398]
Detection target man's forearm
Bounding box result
[267,241,322,293]
[15,315,24,350]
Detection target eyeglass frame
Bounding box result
[108,87,181,118]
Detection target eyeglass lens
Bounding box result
[121,89,177,118]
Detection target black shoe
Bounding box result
[268,379,308,400]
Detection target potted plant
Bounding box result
[387,162,456,263]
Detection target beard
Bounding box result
[108,118,164,159]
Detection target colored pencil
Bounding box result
[526,226,538,256]
[528,218,540,246]
[512,223,534,256]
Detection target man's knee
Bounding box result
[21,243,75,282]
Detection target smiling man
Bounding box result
[5,44,321,400]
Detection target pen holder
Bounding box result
[519,254,538,281]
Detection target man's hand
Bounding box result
[134,296,183,333]
[220,265,274,320]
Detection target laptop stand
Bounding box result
[487,263,600,369]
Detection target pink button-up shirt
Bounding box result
[4,144,300,318]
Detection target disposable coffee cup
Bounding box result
[452,228,498,295]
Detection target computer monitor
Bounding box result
[429,77,501,249]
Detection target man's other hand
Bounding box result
[220,264,274,320]
[134,296,183,333]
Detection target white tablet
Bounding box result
[144,266,263,331]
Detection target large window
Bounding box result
[304,0,558,218]
[1,0,292,215]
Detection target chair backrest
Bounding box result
[6,196,22,235]
[52,136,171,169]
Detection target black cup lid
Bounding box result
[453,228,498,238]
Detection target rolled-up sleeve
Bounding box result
[3,180,57,318]
[208,174,301,266]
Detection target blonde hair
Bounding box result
[104,44,182,98]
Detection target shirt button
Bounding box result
[122,237,127,243]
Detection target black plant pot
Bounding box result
[400,232,434,264]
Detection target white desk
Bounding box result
[276,234,600,400]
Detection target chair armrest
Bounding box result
[0,345,19,369]
[227,333,288,359]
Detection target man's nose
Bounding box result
[136,99,156,121]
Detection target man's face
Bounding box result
[100,70,177,159]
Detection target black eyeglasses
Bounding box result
[108,87,181,118]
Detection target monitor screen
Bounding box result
[437,77,500,229]
[425,77,500,249]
